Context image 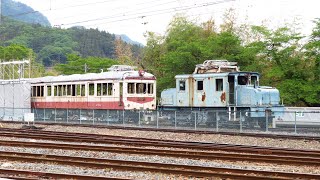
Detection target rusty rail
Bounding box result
[0,150,319,179]
[0,168,127,179]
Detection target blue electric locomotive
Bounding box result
[159,60,284,128]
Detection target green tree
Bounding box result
[54,54,118,75]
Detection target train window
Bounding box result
[57,85,62,96]
[54,86,58,96]
[216,79,223,91]
[71,85,76,96]
[89,83,94,96]
[108,83,113,95]
[147,83,153,94]
[128,83,135,94]
[97,83,102,96]
[102,83,108,96]
[238,76,248,85]
[67,85,71,96]
[197,81,203,91]
[179,81,185,91]
[47,86,52,96]
[81,84,85,96]
[62,85,67,96]
[40,86,44,96]
[136,83,146,94]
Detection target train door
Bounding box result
[228,75,235,105]
[119,82,123,106]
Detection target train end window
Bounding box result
[197,80,203,91]
[216,79,223,91]
[136,83,146,94]
[147,83,154,94]
[179,81,185,91]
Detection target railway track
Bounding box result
[0,148,319,179]
[7,121,320,141]
[0,128,320,166]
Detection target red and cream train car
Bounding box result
[30,65,156,110]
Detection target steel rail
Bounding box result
[0,168,127,179]
[0,150,319,179]
[8,120,320,141]
[0,128,320,159]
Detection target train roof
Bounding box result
[27,70,155,84]
[175,71,260,79]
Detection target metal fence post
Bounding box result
[107,110,109,125]
[43,109,46,121]
[55,108,57,123]
[156,111,159,129]
[79,109,81,124]
[174,111,177,129]
[240,111,242,133]
[122,110,125,126]
[216,111,219,132]
[139,110,141,126]
[194,111,197,130]
[294,111,297,134]
[93,109,95,125]
[266,110,268,132]
[66,109,68,123]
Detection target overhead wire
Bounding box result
[58,0,235,27]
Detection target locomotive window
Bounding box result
[238,76,248,85]
[197,81,203,91]
[67,85,71,96]
[128,83,135,94]
[81,84,85,96]
[179,81,185,91]
[251,76,258,86]
[216,79,223,91]
[108,83,113,95]
[89,83,94,96]
[147,83,153,94]
[136,83,146,94]
[47,86,52,96]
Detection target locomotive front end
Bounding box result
[234,73,284,127]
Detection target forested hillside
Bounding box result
[2,0,50,26]
[0,17,143,67]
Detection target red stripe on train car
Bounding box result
[31,102,125,110]
[127,97,154,104]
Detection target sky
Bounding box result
[15,0,320,44]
